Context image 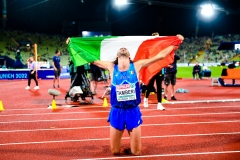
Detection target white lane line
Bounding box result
[0,110,109,117]
[1,111,240,124]
[1,120,240,133]
[0,132,240,146]
[77,150,240,160]
[0,106,106,111]
[1,99,240,111]
[1,105,240,117]
[164,99,240,104]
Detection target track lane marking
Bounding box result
[1,120,240,133]
[1,105,240,117]
[1,111,240,124]
[0,132,240,146]
[76,150,240,160]
[1,99,240,111]
[164,99,240,104]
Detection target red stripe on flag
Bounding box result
[133,36,180,85]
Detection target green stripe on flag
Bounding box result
[68,36,116,66]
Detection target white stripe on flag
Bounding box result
[100,36,159,61]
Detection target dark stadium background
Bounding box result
[1,0,240,37]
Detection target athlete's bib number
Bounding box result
[116,83,136,101]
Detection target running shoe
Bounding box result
[25,86,30,90]
[157,103,165,110]
[143,98,148,108]
[163,95,167,100]
[34,86,39,90]
[171,96,177,100]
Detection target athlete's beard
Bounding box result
[118,52,128,57]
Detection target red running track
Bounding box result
[0,78,240,159]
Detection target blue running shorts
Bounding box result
[108,106,142,131]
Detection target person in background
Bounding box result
[228,61,237,85]
[25,56,39,90]
[143,32,165,110]
[192,61,202,80]
[69,60,77,83]
[1,60,7,69]
[52,50,61,88]
[220,61,238,85]
[163,53,180,100]
[89,63,101,95]
[228,61,236,69]
[14,49,24,69]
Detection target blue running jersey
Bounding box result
[52,56,61,69]
[110,63,141,108]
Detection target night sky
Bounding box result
[1,0,240,37]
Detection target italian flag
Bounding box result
[68,36,181,84]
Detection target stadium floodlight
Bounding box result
[82,31,90,37]
[115,0,127,5]
[200,4,214,17]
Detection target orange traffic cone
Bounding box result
[103,98,108,107]
[0,101,4,111]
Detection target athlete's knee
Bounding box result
[131,148,141,156]
[111,148,121,155]
[130,142,141,156]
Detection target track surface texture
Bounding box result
[0,78,240,160]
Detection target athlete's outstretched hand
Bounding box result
[176,34,184,41]
[66,37,70,44]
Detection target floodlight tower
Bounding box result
[106,0,129,22]
[115,0,128,5]
[195,3,214,38]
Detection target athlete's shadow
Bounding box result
[28,89,41,96]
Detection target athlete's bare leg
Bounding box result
[110,126,124,155]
